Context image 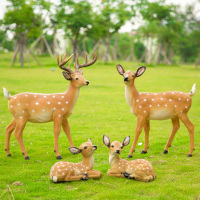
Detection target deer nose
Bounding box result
[93,145,97,150]
[124,77,128,81]
[86,81,89,85]
[116,150,120,154]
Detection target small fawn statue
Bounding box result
[116,64,196,157]
[50,139,102,182]
[103,135,156,182]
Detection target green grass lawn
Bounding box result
[0,52,200,199]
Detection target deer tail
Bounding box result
[189,84,196,97]
[3,87,11,100]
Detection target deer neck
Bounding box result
[65,82,80,110]
[109,153,120,167]
[125,81,139,109]
[82,155,94,169]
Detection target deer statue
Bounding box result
[3,53,97,160]
[50,138,102,182]
[103,135,156,182]
[116,64,196,157]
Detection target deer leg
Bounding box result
[163,117,180,154]
[13,119,29,159]
[142,119,150,154]
[62,119,74,147]
[128,116,146,158]
[86,170,102,179]
[179,114,194,157]
[5,118,16,156]
[53,117,63,159]
[107,169,125,178]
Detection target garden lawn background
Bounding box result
[0,53,200,199]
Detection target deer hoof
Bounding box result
[123,172,130,178]
[7,154,11,157]
[56,156,63,159]
[187,154,192,157]
[25,156,30,160]
[163,150,168,154]
[127,155,132,158]
[141,151,147,154]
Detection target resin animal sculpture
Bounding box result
[116,64,196,157]
[3,53,97,160]
[50,138,102,182]
[103,135,156,182]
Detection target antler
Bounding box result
[57,54,74,74]
[74,53,97,71]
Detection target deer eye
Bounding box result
[111,145,114,148]
[84,146,87,149]
[75,77,78,80]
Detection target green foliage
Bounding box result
[0,53,200,199]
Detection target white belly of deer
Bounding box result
[149,109,173,120]
[29,110,53,123]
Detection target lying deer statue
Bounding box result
[50,138,102,182]
[116,64,196,157]
[3,53,97,160]
[103,135,156,182]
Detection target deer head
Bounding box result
[57,53,97,88]
[116,64,146,86]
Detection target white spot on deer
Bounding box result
[26,103,29,106]
[169,99,172,102]
[181,111,183,113]
[62,96,64,98]
[32,110,35,112]
[20,116,23,119]
[187,99,189,102]
[152,99,154,101]
[65,168,68,170]
[139,105,142,108]
[163,93,166,95]
[174,105,177,107]
[147,93,149,95]
[144,111,146,113]
[44,96,46,98]
[25,95,28,97]
[66,101,68,104]
[17,103,20,106]
[154,93,157,95]
[53,96,55,98]
[165,104,167,107]
[178,98,181,100]
[185,106,188,109]
[34,95,37,98]
[22,110,25,113]
[136,99,139,102]
[47,102,50,104]
[35,102,39,105]
[42,109,45,112]
[10,105,13,108]
[57,166,59,168]
[172,92,174,94]
[62,173,64,175]
[14,96,17,99]
[144,99,146,101]
[160,98,163,100]
[58,114,61,117]
[149,105,152,107]
[139,93,141,95]
[53,108,56,110]
[58,102,61,105]
[180,92,183,94]
[157,104,160,107]
[62,108,64,111]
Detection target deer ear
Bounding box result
[135,66,146,77]
[116,64,125,75]
[103,135,110,147]
[62,71,72,80]
[122,136,130,147]
[68,147,81,154]
[88,138,92,144]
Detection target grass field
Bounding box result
[0,52,200,199]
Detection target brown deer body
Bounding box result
[3,53,97,160]
[116,64,196,157]
[103,135,156,182]
[50,139,102,182]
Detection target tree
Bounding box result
[1,0,42,67]
[56,0,93,62]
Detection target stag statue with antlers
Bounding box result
[116,64,196,157]
[3,53,97,160]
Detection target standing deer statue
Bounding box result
[50,138,102,182]
[103,135,156,182]
[116,64,196,157]
[3,53,97,160]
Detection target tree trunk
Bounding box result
[104,36,110,62]
[9,42,20,67]
[19,34,26,67]
[42,35,53,57]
